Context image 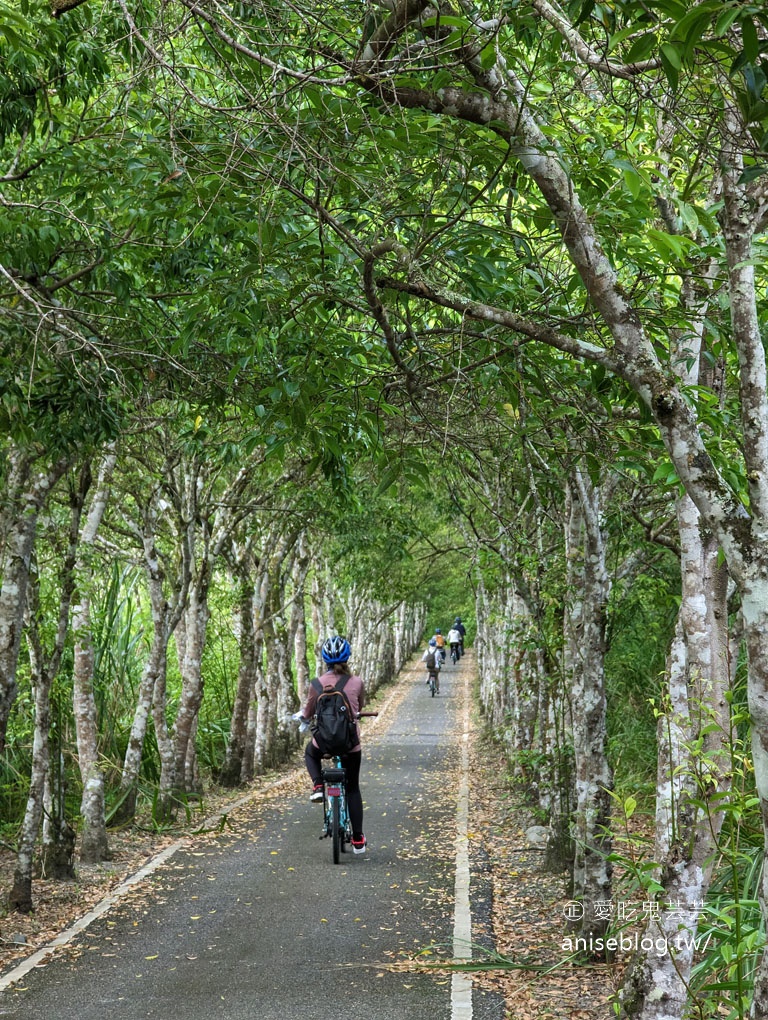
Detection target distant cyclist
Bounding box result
[433,628,447,665]
[296,636,367,854]
[453,617,466,655]
[422,638,441,694]
[447,625,462,661]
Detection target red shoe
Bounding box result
[310,783,323,803]
[351,835,366,855]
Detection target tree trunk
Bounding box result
[172,591,210,796]
[242,629,264,784]
[0,451,67,751]
[153,659,176,822]
[72,589,109,863]
[115,641,163,823]
[620,506,730,1018]
[741,586,768,1015]
[262,534,298,763]
[564,470,613,948]
[72,451,116,863]
[219,569,257,787]
[290,535,311,695]
[9,463,86,907]
[116,501,185,821]
[8,650,52,912]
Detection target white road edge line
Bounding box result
[0,658,420,994]
[0,779,283,993]
[451,668,473,1019]
[0,841,184,991]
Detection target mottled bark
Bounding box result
[8,613,52,912]
[72,451,117,863]
[153,657,176,821]
[716,113,768,1013]
[290,535,311,696]
[310,561,336,666]
[8,463,86,907]
[742,583,768,1016]
[116,650,162,823]
[219,558,257,787]
[72,593,109,863]
[621,511,730,1019]
[117,490,190,821]
[167,453,260,798]
[241,628,264,784]
[253,563,275,772]
[0,451,68,751]
[172,591,210,795]
[564,470,613,947]
[260,533,300,762]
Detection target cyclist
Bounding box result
[297,636,367,854]
[434,628,447,664]
[447,624,462,661]
[454,617,466,655]
[422,638,441,694]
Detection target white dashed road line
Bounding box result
[451,667,473,1019]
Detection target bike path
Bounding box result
[1,653,504,1020]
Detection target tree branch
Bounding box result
[376,273,616,368]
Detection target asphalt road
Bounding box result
[1,653,504,1020]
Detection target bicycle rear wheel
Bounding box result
[340,801,351,854]
[332,797,342,864]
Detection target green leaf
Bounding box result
[480,44,497,70]
[740,16,759,63]
[678,201,699,233]
[420,14,470,30]
[607,26,638,52]
[670,0,721,51]
[660,42,682,70]
[375,462,401,495]
[623,168,643,199]
[431,69,454,90]
[625,32,658,64]
[714,7,740,37]
[738,164,768,184]
[659,46,680,91]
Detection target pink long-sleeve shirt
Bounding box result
[301,669,366,753]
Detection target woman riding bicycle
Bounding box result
[297,636,367,855]
[447,625,462,662]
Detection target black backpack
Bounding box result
[310,676,357,756]
[425,651,436,671]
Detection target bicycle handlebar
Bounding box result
[289,711,379,723]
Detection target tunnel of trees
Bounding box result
[2,0,768,1016]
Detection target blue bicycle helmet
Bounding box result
[429,637,437,647]
[321,635,351,664]
[435,628,442,634]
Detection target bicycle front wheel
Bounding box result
[332,797,342,864]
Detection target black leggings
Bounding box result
[305,745,364,840]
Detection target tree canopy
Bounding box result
[3,0,768,1014]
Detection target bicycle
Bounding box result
[427,671,437,697]
[319,712,378,864]
[450,644,459,665]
